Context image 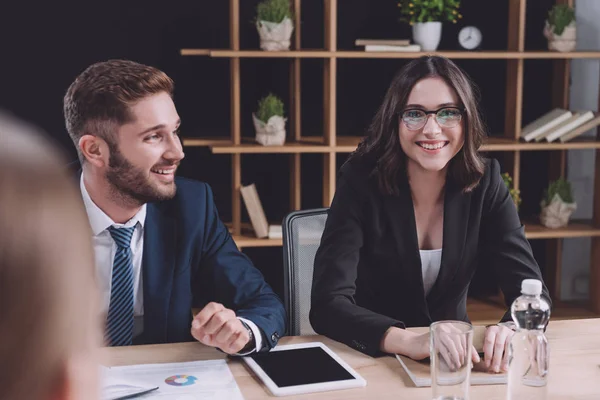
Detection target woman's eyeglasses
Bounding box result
[400,107,464,131]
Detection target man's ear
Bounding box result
[79,135,108,168]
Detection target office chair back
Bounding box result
[282,208,328,336]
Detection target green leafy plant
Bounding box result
[547,4,575,35]
[502,172,521,210]
[543,177,574,205]
[397,0,462,24]
[256,93,284,123]
[256,0,293,23]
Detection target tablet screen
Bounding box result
[249,346,356,387]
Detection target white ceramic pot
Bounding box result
[252,114,287,146]
[539,193,577,228]
[412,21,442,51]
[256,17,294,51]
[544,21,576,52]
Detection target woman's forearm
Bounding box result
[380,326,418,355]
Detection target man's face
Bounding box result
[105,92,185,206]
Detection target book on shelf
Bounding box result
[559,113,600,143]
[520,108,572,142]
[543,110,595,142]
[240,183,269,239]
[268,225,282,239]
[396,325,507,387]
[364,44,421,52]
[355,38,411,46]
[533,111,582,142]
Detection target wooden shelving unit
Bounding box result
[182,49,600,60]
[181,0,600,313]
[232,234,283,249]
[182,135,600,153]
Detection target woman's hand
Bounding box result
[403,331,431,360]
[381,326,480,368]
[430,324,480,370]
[482,324,514,373]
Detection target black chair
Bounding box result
[282,208,329,336]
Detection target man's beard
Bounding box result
[105,145,177,207]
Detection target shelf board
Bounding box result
[183,135,600,153]
[182,137,232,147]
[482,136,600,151]
[180,49,600,60]
[337,51,600,60]
[524,220,600,239]
[230,221,600,249]
[209,138,334,154]
[232,234,282,248]
[180,49,211,56]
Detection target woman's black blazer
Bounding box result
[310,157,550,357]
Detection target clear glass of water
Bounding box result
[430,321,473,400]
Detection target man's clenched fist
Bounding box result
[191,302,252,354]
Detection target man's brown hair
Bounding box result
[63,59,174,163]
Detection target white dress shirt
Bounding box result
[80,176,146,337]
[419,248,442,296]
[80,176,262,352]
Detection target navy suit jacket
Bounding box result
[77,168,286,350]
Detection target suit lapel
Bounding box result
[141,203,177,344]
[426,180,471,308]
[382,181,430,320]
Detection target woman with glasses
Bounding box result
[310,56,550,374]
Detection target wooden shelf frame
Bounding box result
[182,135,600,153]
[233,220,600,248]
[184,0,600,313]
[181,49,600,60]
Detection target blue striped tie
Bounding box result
[106,225,136,346]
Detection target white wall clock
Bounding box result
[458,26,482,50]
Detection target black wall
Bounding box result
[0,0,557,301]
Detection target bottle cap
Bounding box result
[521,279,542,295]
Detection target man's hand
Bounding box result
[482,324,514,373]
[191,302,251,354]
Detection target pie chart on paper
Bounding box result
[165,375,198,387]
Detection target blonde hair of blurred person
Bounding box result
[0,113,100,400]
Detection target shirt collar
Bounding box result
[80,174,147,236]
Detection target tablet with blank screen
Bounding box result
[242,342,366,396]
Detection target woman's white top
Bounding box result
[419,249,442,295]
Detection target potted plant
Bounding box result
[398,0,462,51]
[502,172,522,211]
[256,0,294,51]
[540,177,577,228]
[543,4,576,52]
[253,93,287,146]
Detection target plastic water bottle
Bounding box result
[507,279,551,400]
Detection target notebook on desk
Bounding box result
[397,325,507,387]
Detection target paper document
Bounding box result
[101,360,244,400]
[395,354,507,387]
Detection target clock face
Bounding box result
[458,26,482,50]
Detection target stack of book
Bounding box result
[520,108,600,143]
[355,39,421,52]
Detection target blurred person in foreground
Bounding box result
[0,113,100,400]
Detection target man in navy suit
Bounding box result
[63,59,286,354]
